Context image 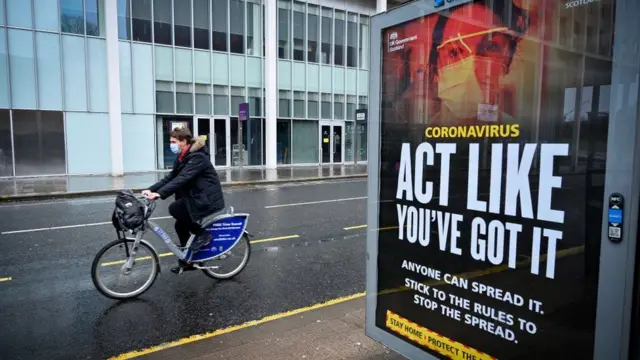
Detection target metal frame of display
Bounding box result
[364,0,640,359]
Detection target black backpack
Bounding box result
[112,190,146,231]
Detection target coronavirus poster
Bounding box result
[375,0,613,359]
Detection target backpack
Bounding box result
[112,190,146,231]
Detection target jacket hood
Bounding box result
[190,135,208,153]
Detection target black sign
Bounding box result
[607,193,623,243]
[356,109,367,122]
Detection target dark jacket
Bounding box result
[149,136,225,222]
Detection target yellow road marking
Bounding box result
[0,277,12,283]
[100,235,301,267]
[110,243,585,359]
[344,224,367,230]
[250,234,300,244]
[109,292,366,360]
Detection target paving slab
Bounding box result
[135,297,405,360]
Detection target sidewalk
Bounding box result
[0,165,367,201]
[133,296,405,360]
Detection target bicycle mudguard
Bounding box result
[189,213,250,262]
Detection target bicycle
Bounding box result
[91,194,252,300]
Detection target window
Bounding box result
[347,13,357,67]
[321,7,332,65]
[358,95,367,110]
[334,10,345,66]
[292,120,318,164]
[247,0,262,56]
[156,80,174,113]
[214,86,229,115]
[345,122,354,162]
[249,88,262,116]
[347,95,356,120]
[13,110,66,176]
[230,0,245,54]
[277,119,291,164]
[307,5,319,63]
[7,0,33,28]
[356,121,366,161]
[174,0,192,47]
[279,90,291,117]
[308,92,319,118]
[359,15,369,69]
[294,91,305,118]
[176,83,193,114]
[334,94,344,119]
[86,0,105,36]
[194,0,210,50]
[117,0,131,40]
[230,87,245,115]
[240,117,263,165]
[278,0,291,59]
[212,0,228,51]
[132,0,152,42]
[292,2,305,61]
[195,84,212,114]
[61,0,84,35]
[321,93,331,119]
[0,110,12,177]
[154,0,172,45]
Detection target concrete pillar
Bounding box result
[376,0,387,13]
[264,0,278,169]
[105,0,124,176]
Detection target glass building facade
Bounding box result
[0,0,374,177]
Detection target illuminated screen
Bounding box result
[375,0,616,359]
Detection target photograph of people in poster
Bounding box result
[376,0,615,359]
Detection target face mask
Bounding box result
[438,56,491,120]
[170,143,180,154]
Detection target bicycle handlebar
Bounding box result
[136,194,157,216]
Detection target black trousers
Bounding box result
[168,199,202,248]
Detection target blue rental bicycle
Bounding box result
[91,194,251,300]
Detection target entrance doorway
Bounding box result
[195,117,230,168]
[319,121,344,164]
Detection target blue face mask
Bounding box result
[170,143,180,154]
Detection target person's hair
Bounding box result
[169,127,194,144]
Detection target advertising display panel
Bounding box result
[366,0,634,359]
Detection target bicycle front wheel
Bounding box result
[91,238,160,300]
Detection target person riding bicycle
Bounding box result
[142,126,225,274]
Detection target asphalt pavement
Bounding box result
[0,179,369,360]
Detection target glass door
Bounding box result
[196,117,230,168]
[332,124,344,164]
[320,123,331,164]
[213,118,230,167]
[319,122,345,164]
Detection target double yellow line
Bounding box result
[100,235,301,267]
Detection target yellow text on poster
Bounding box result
[386,311,496,360]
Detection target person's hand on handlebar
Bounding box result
[142,190,160,200]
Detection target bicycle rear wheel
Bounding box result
[91,238,160,300]
[200,234,251,280]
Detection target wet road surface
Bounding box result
[0,179,368,360]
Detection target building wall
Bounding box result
[0,0,375,177]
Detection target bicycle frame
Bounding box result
[120,207,250,268]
